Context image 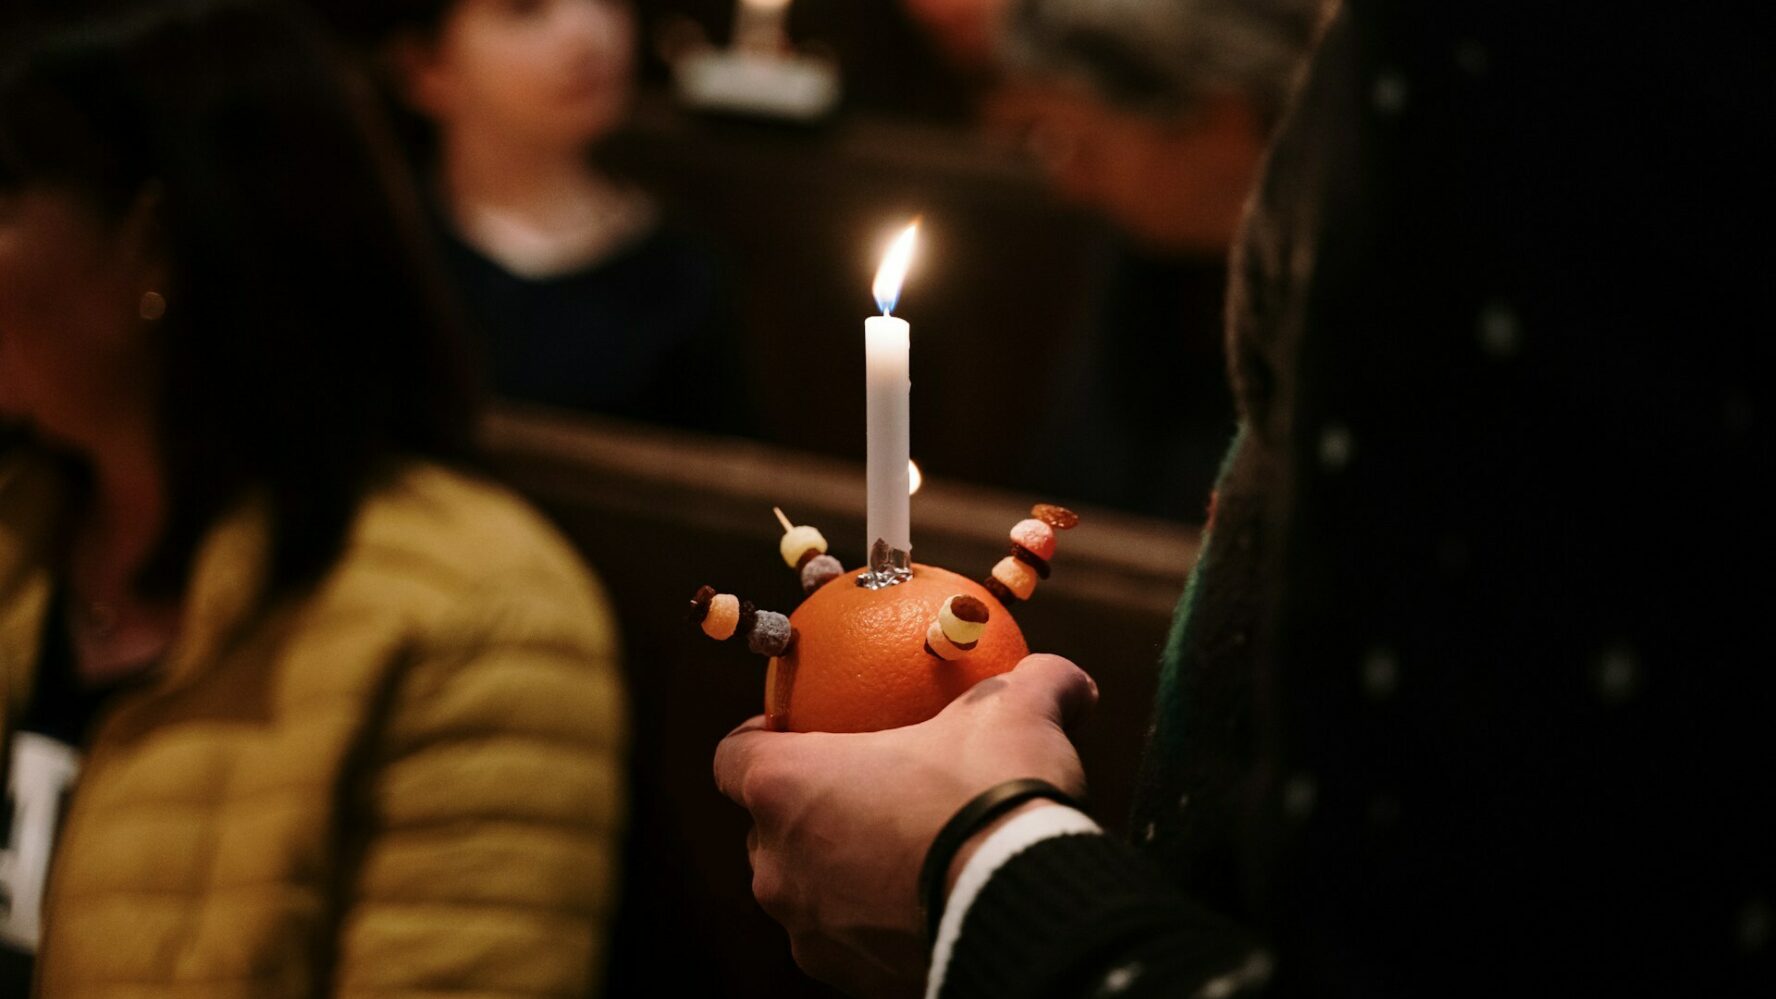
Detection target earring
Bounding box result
[139,290,167,322]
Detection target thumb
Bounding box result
[713,715,781,807]
[999,653,1099,734]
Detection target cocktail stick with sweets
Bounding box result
[687,504,1079,732]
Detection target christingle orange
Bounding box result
[688,504,1078,733]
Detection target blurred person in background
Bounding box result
[907,0,1323,521]
[717,2,1771,996]
[336,0,749,434]
[0,1,625,994]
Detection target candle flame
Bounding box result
[908,459,923,496]
[873,221,920,315]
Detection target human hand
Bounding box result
[713,653,1098,997]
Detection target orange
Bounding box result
[764,563,1028,733]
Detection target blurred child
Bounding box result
[375,0,749,432]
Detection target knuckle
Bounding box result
[713,741,750,800]
[750,866,775,904]
[751,866,791,920]
[740,757,792,815]
[955,674,1011,708]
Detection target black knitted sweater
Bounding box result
[941,4,1774,997]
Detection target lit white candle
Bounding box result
[865,222,918,577]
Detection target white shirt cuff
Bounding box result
[924,803,1103,999]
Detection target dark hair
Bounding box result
[312,0,459,42]
[0,0,481,597]
[307,0,463,169]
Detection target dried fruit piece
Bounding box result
[1009,543,1051,579]
[688,585,716,623]
[1031,504,1079,530]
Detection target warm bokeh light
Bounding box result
[908,459,923,495]
[873,221,920,314]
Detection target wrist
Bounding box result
[919,778,1086,943]
[945,799,1064,894]
[923,802,1105,999]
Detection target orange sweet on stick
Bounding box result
[763,563,1028,733]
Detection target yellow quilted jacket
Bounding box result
[0,447,626,997]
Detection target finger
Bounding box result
[1005,653,1100,733]
[713,716,779,805]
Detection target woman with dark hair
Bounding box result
[339,0,748,433]
[0,1,625,994]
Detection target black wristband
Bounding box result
[919,778,1085,944]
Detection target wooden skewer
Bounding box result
[772,507,795,533]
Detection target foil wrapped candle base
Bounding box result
[857,538,913,590]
